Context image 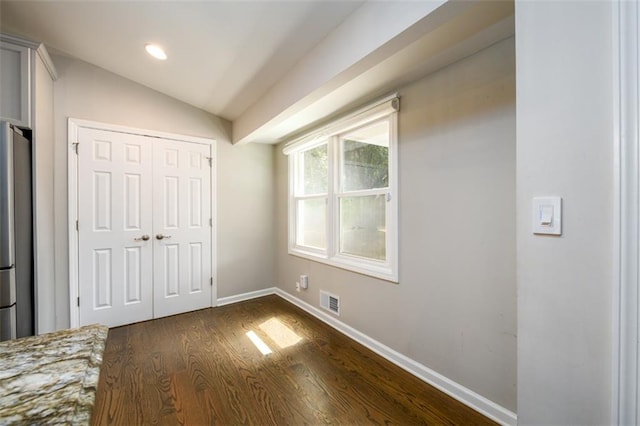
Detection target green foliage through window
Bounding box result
[342,140,388,192]
[301,144,327,195]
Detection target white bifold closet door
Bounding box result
[152,139,211,319]
[77,127,212,328]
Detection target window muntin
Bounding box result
[287,98,398,282]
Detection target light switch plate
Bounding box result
[533,197,562,235]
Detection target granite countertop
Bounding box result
[0,324,109,425]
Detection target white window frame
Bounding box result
[291,139,329,257]
[284,95,399,282]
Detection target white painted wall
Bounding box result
[516,1,614,424]
[275,38,516,412]
[46,54,274,330]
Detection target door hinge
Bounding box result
[209,218,212,227]
[76,220,79,231]
[206,157,212,166]
[72,143,79,154]
[210,277,213,287]
[77,297,80,307]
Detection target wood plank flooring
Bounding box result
[92,295,495,425]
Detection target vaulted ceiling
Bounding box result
[0,1,514,144]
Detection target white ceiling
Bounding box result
[0,1,514,144]
[0,0,363,121]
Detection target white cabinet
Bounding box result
[0,34,57,130]
[0,33,57,335]
[0,40,31,127]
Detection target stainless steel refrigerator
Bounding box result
[0,121,34,341]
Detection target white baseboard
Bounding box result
[216,288,276,306]
[217,286,516,425]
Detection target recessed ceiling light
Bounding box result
[145,44,167,60]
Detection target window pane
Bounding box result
[339,195,386,260]
[299,144,327,195]
[341,121,389,192]
[296,198,326,250]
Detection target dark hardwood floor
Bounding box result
[92,295,495,425]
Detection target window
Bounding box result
[285,97,398,282]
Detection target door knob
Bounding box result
[134,234,150,241]
[156,234,172,240]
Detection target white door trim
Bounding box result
[68,118,217,328]
[613,1,639,424]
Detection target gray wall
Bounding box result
[42,54,275,331]
[516,2,614,424]
[275,38,516,411]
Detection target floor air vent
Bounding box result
[320,290,340,316]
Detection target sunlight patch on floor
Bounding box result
[246,330,273,355]
[259,317,302,349]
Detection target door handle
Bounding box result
[134,234,150,241]
[156,234,172,240]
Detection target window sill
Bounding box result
[288,248,398,283]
